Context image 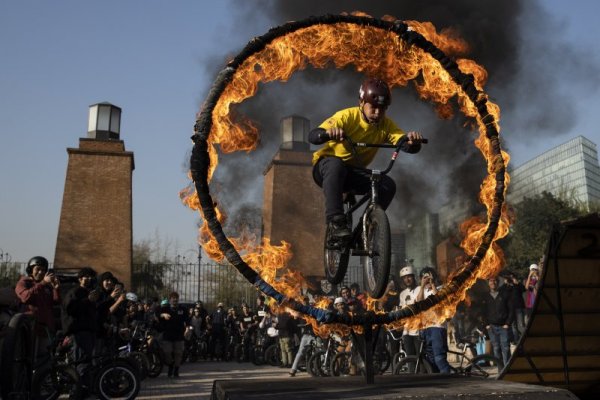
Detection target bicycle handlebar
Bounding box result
[317,132,428,148]
[315,132,428,176]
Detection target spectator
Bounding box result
[95,271,125,354]
[483,277,514,368]
[381,279,399,311]
[157,292,190,378]
[193,301,208,331]
[208,302,227,360]
[350,283,366,309]
[339,286,351,303]
[524,264,540,324]
[276,309,295,368]
[347,297,364,315]
[289,302,315,377]
[15,256,60,359]
[416,267,451,373]
[61,266,99,399]
[501,270,526,343]
[190,306,206,339]
[239,303,259,361]
[398,265,421,359]
[256,294,268,315]
[259,308,278,351]
[333,297,346,315]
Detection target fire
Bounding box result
[183,13,511,331]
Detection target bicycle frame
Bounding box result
[341,137,409,253]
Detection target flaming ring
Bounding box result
[189,14,506,326]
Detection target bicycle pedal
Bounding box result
[326,239,343,250]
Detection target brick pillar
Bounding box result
[262,149,325,279]
[54,138,134,289]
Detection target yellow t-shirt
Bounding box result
[312,107,405,167]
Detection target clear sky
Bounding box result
[1,0,599,263]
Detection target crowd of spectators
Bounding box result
[8,254,542,387]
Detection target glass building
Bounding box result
[507,136,600,209]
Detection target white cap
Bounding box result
[399,266,415,277]
[125,292,138,302]
[529,264,539,271]
[334,297,345,305]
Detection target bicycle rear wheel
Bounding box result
[393,356,433,374]
[330,351,351,376]
[465,354,502,378]
[363,206,391,298]
[324,223,351,285]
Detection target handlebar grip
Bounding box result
[318,132,332,142]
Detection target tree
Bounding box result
[131,234,175,300]
[502,191,581,277]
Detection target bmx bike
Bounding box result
[322,134,427,298]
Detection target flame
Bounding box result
[183,13,511,331]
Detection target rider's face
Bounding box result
[402,274,415,288]
[361,101,387,123]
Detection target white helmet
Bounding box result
[399,266,415,277]
[529,264,539,271]
[125,292,138,302]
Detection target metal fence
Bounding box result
[132,261,367,307]
[131,262,260,307]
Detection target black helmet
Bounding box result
[26,256,49,275]
[359,78,391,107]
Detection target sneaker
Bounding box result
[328,215,351,240]
[289,370,296,377]
[173,367,180,378]
[168,365,174,378]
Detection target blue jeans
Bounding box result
[423,327,451,373]
[291,334,314,372]
[512,308,526,342]
[487,325,511,368]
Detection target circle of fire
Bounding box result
[185,14,510,332]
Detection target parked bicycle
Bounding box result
[31,331,141,400]
[307,333,344,377]
[322,134,428,298]
[393,333,501,378]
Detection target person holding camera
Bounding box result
[416,267,451,373]
[15,256,60,358]
[95,271,126,354]
[62,266,99,399]
[524,264,540,324]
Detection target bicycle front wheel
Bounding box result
[94,359,140,400]
[393,356,433,374]
[363,206,391,298]
[465,354,502,378]
[324,226,350,285]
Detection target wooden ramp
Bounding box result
[502,213,600,399]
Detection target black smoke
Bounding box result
[203,0,600,233]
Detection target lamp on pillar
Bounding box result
[88,102,122,140]
[280,115,309,151]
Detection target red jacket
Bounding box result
[15,275,60,332]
